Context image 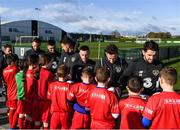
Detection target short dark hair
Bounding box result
[81,66,94,78]
[95,67,110,83]
[47,40,56,46]
[127,76,143,93]
[6,54,16,65]
[61,36,74,47]
[39,53,52,66]
[33,37,41,44]
[56,64,69,78]
[4,44,12,49]
[104,44,118,54]
[160,67,177,85]
[143,40,159,52]
[80,45,89,51]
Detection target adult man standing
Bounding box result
[71,45,95,83]
[46,40,61,73]
[24,38,45,60]
[59,36,79,75]
[94,44,128,97]
[121,40,164,96]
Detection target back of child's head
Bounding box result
[18,59,25,70]
[56,64,69,78]
[160,67,177,85]
[6,54,16,65]
[39,53,52,66]
[81,66,94,81]
[127,76,143,93]
[95,67,110,83]
[26,54,39,66]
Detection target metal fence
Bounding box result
[119,46,180,63]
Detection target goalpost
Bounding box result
[136,38,161,44]
[15,35,39,46]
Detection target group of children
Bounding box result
[2,52,180,129]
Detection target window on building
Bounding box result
[45,30,53,34]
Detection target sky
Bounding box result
[0,0,180,35]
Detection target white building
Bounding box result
[1,20,67,43]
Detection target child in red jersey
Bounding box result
[86,67,119,129]
[48,64,73,129]
[23,54,39,129]
[3,54,19,128]
[35,53,54,129]
[142,67,180,129]
[67,67,96,129]
[119,76,146,129]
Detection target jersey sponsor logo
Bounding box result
[139,70,143,76]
[4,69,13,73]
[52,61,57,69]
[152,70,159,76]
[143,77,153,88]
[71,57,76,62]
[164,99,180,104]
[115,66,121,73]
[78,67,82,70]
[63,57,67,63]
[91,93,106,100]
[54,86,68,91]
[125,103,144,111]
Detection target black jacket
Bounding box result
[71,58,95,82]
[121,58,164,95]
[47,51,61,73]
[94,57,128,88]
[24,48,45,60]
[58,51,79,71]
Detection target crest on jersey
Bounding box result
[152,70,159,76]
[71,57,76,62]
[115,67,121,73]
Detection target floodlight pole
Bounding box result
[0,16,1,49]
[35,8,41,37]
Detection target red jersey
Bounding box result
[119,95,146,129]
[143,92,180,129]
[48,81,72,112]
[3,65,19,100]
[24,69,38,99]
[38,67,54,100]
[67,82,96,107]
[86,87,119,129]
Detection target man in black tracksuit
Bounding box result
[23,38,45,60]
[46,40,61,73]
[94,44,128,97]
[71,45,95,83]
[120,40,164,96]
[58,36,79,80]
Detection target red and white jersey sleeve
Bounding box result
[3,65,19,100]
[48,81,72,112]
[143,92,180,129]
